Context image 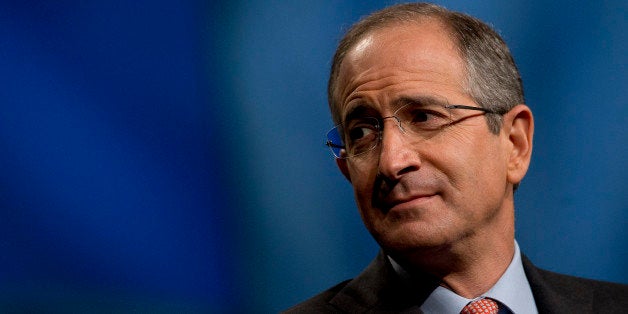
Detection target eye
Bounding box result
[408,109,431,123]
[403,105,450,130]
[408,108,445,123]
[348,125,377,142]
[344,117,380,145]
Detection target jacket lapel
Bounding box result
[522,255,593,313]
[329,251,435,313]
[327,252,596,312]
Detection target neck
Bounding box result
[392,207,516,298]
[439,237,515,298]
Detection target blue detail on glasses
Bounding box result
[325,96,501,159]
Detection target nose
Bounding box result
[381,115,404,133]
[376,118,421,180]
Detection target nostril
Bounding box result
[377,157,419,182]
[397,164,418,176]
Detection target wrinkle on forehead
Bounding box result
[335,21,467,117]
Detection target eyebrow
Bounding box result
[392,95,449,108]
[343,103,377,124]
[341,95,450,124]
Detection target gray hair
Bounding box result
[328,2,524,134]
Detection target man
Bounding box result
[285,3,628,313]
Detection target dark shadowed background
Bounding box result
[1,1,626,312]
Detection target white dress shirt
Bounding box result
[389,241,538,314]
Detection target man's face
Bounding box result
[335,21,517,257]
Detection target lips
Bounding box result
[373,175,442,212]
[376,192,438,212]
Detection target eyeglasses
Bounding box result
[325,96,502,159]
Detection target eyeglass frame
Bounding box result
[325,103,504,159]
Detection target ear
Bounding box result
[335,158,352,182]
[503,104,534,185]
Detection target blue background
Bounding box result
[1,1,625,312]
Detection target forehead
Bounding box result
[335,20,468,116]
[346,20,459,67]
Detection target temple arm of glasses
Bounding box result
[447,104,501,114]
[325,141,345,149]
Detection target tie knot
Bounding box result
[460,298,499,314]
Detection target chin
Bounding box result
[370,220,453,254]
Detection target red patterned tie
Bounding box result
[460,298,499,314]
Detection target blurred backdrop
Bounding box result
[1,0,626,312]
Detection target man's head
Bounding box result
[329,3,524,134]
[328,3,533,263]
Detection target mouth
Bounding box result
[380,193,438,213]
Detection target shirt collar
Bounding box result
[389,241,538,314]
[483,240,537,313]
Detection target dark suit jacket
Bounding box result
[284,251,628,313]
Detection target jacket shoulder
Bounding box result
[281,280,352,314]
[523,256,628,312]
[282,251,433,313]
[536,267,628,304]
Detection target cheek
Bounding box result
[347,163,378,215]
[425,129,474,180]
[433,132,507,197]
[347,161,371,184]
